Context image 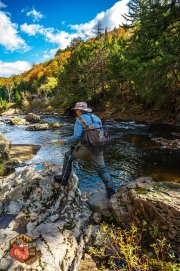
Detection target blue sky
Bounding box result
[0,0,129,77]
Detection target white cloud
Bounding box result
[21,7,28,14]
[70,0,129,36]
[20,23,43,36]
[0,1,6,8]
[43,29,78,49]
[0,11,30,52]
[26,8,44,22]
[102,0,129,29]
[21,23,77,49]
[0,60,32,77]
[20,0,129,51]
[43,48,59,60]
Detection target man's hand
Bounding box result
[51,140,65,145]
[58,140,65,145]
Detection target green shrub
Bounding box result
[89,222,179,271]
[0,98,8,112]
[22,99,30,112]
[15,91,22,104]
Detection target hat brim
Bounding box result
[72,107,92,112]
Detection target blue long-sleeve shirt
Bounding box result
[66,112,102,145]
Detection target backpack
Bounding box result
[78,115,111,149]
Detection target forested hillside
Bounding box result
[0,0,179,121]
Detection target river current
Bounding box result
[1,115,180,195]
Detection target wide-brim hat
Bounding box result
[72,102,92,112]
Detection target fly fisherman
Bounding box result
[54,101,115,198]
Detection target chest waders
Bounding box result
[54,144,115,197]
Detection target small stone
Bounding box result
[0,257,13,270]
[48,214,59,222]
[92,212,102,224]
[8,201,23,214]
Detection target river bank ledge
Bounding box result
[0,164,179,271]
[1,98,180,126]
[97,104,179,126]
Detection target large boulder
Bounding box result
[5,117,29,126]
[87,177,180,254]
[26,122,60,131]
[0,132,11,160]
[152,137,180,149]
[87,189,112,218]
[0,163,92,271]
[1,108,20,116]
[26,123,50,130]
[110,177,180,253]
[89,178,180,245]
[25,113,41,123]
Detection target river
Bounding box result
[1,115,180,195]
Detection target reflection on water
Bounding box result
[0,115,180,194]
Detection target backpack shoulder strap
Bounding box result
[78,116,89,129]
[90,114,94,123]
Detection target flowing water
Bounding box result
[1,115,180,195]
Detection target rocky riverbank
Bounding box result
[96,101,180,126]
[0,112,179,270]
[0,131,41,175]
[1,101,180,126]
[0,162,179,271]
[10,145,41,162]
[0,163,92,271]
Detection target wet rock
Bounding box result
[5,158,22,167]
[26,123,50,130]
[152,137,180,149]
[25,113,41,123]
[171,132,180,138]
[4,159,22,175]
[5,117,28,125]
[26,122,61,131]
[0,118,4,125]
[0,132,11,160]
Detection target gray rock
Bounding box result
[31,222,78,271]
[0,257,13,270]
[87,189,112,217]
[26,123,49,131]
[6,117,28,125]
[110,177,180,254]
[0,163,92,271]
[1,163,179,270]
[0,132,11,159]
[92,212,103,224]
[7,201,23,214]
[25,113,41,123]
